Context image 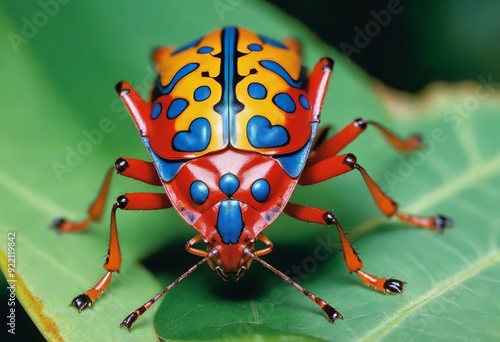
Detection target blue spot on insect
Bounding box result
[247,43,263,51]
[299,94,310,110]
[259,60,304,88]
[219,173,240,197]
[187,211,196,223]
[190,180,209,205]
[247,116,289,148]
[151,103,162,119]
[258,35,288,49]
[172,118,211,152]
[167,98,189,119]
[247,82,267,100]
[273,93,296,113]
[197,46,214,54]
[157,63,199,95]
[194,86,211,102]
[251,179,270,202]
[216,200,244,244]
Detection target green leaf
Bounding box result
[0,1,498,342]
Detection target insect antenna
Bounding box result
[246,249,343,323]
[120,254,211,331]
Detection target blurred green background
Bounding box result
[1,0,499,340]
[268,0,500,92]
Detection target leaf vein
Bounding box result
[358,248,500,341]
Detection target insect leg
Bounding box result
[307,118,421,166]
[115,81,150,134]
[254,234,274,257]
[308,57,334,119]
[299,153,452,232]
[53,158,162,232]
[185,234,208,257]
[283,202,405,293]
[70,192,172,312]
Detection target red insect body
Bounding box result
[54,26,452,331]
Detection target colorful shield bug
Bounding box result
[53,26,452,330]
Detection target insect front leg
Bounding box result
[53,157,162,232]
[185,234,209,257]
[254,234,274,257]
[283,202,405,293]
[71,192,172,311]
